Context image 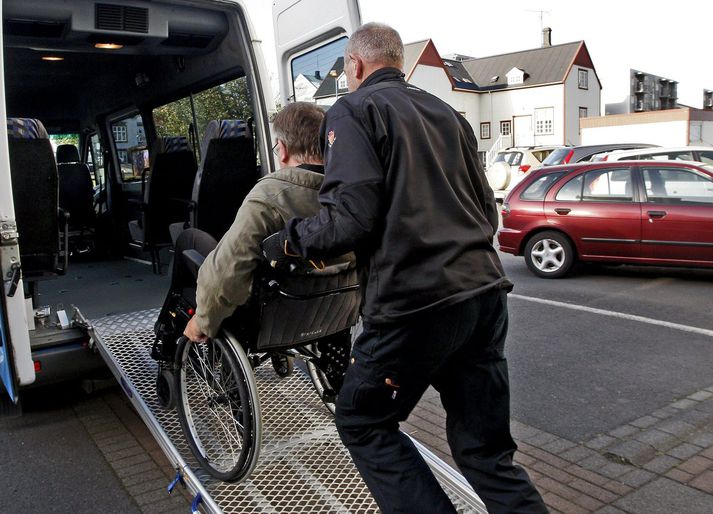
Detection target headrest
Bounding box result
[7,118,49,140]
[56,144,80,163]
[156,136,190,154]
[218,119,249,139]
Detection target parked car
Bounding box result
[498,161,713,278]
[541,143,658,166]
[485,146,561,199]
[591,145,713,164]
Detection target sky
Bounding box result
[243,0,712,109]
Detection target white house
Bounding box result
[293,72,323,102]
[581,108,713,147]
[403,30,602,164]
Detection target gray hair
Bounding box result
[345,22,404,69]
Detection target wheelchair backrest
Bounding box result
[253,264,360,351]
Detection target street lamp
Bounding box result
[329,69,339,101]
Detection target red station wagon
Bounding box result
[498,161,713,278]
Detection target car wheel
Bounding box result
[524,231,574,278]
[486,161,511,191]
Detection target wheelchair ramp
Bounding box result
[89,309,487,513]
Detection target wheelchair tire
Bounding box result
[155,368,176,410]
[175,335,261,482]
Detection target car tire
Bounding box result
[524,231,575,278]
[486,161,511,191]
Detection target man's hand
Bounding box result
[184,316,208,343]
[261,231,298,269]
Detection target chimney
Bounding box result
[314,70,321,80]
[542,27,552,47]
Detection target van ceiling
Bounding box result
[3,0,247,128]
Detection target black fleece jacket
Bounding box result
[285,67,510,325]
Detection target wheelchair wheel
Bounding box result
[306,330,353,414]
[176,335,261,482]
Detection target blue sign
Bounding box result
[0,296,17,402]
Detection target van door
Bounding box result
[0,19,36,400]
[273,0,361,106]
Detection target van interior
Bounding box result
[3,0,270,385]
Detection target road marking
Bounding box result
[509,293,713,338]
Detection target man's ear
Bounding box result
[278,140,290,166]
[353,55,366,80]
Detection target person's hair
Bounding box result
[345,22,404,69]
[272,102,325,162]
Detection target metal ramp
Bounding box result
[88,309,487,513]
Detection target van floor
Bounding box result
[35,256,172,320]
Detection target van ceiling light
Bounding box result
[94,42,124,50]
[41,56,64,61]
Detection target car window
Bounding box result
[542,148,572,166]
[698,151,713,165]
[531,149,555,162]
[555,174,584,201]
[642,167,713,205]
[520,172,565,201]
[582,168,634,202]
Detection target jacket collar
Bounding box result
[358,67,405,90]
[261,166,324,189]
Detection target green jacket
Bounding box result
[194,166,326,337]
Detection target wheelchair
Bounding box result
[150,247,360,482]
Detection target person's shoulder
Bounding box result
[256,167,323,193]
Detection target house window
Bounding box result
[480,122,491,140]
[112,124,128,143]
[117,150,128,164]
[534,108,554,135]
[579,107,588,118]
[578,68,589,90]
[338,74,347,90]
[500,120,511,136]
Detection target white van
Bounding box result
[0,0,361,407]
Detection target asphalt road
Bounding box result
[500,250,713,442]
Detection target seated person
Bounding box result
[177,101,347,342]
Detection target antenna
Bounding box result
[525,9,551,32]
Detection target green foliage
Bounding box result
[49,133,79,147]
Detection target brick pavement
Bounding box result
[74,388,191,513]
[404,383,713,513]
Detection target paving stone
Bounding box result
[667,442,703,460]
[677,455,713,475]
[133,488,175,507]
[542,492,589,514]
[665,468,693,483]
[688,390,713,402]
[537,477,579,500]
[615,477,713,514]
[102,439,143,455]
[586,435,616,450]
[126,478,171,496]
[566,465,611,487]
[593,506,627,514]
[694,400,713,414]
[525,431,560,446]
[605,440,654,466]
[619,468,656,488]
[642,455,681,474]
[691,432,713,448]
[541,438,578,455]
[631,415,658,429]
[677,409,713,427]
[655,419,696,438]
[601,480,632,496]
[651,406,678,419]
[689,470,713,494]
[120,469,166,487]
[597,462,632,479]
[571,492,604,512]
[703,445,713,459]
[568,478,618,503]
[634,429,676,451]
[111,453,153,470]
[511,420,541,440]
[115,460,158,479]
[531,461,576,484]
[671,399,698,410]
[608,424,639,439]
[560,446,598,463]
[579,454,610,471]
[104,445,147,463]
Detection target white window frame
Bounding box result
[480,122,491,140]
[112,124,128,143]
[338,74,347,90]
[500,120,511,136]
[578,68,589,90]
[579,107,588,118]
[534,107,554,135]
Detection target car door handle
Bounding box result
[554,208,571,215]
[647,210,667,219]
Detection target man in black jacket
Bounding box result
[263,23,546,514]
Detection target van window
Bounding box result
[110,114,147,182]
[153,76,254,162]
[49,134,80,155]
[290,37,348,105]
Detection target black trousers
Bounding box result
[335,288,547,514]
